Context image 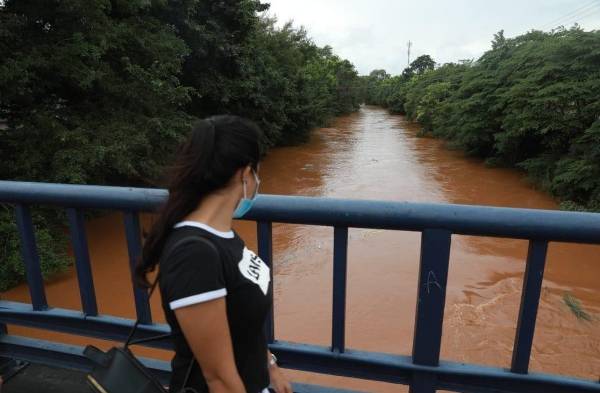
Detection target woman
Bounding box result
[136,115,292,393]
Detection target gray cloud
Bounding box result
[264,0,600,75]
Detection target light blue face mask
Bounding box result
[233,169,260,219]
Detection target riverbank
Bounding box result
[364,28,600,212]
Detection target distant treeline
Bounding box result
[364,28,600,212]
[0,0,362,290]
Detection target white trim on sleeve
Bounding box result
[169,288,227,310]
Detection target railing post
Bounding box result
[14,204,48,311]
[66,208,98,316]
[332,226,349,353]
[258,221,274,343]
[410,229,452,393]
[123,211,152,324]
[511,240,548,374]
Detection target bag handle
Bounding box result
[124,234,221,391]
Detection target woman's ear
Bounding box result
[241,165,253,182]
[229,166,252,190]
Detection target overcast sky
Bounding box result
[263,0,600,75]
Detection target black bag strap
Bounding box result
[83,345,110,367]
[123,233,221,391]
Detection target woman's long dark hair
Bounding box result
[135,115,264,287]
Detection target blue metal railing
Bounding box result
[0,180,599,393]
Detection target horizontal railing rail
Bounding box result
[1,180,599,243]
[0,180,599,393]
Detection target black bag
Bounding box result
[84,235,219,393]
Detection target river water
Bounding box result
[3,106,599,392]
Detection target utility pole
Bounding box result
[407,41,412,67]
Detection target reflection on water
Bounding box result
[2,106,599,392]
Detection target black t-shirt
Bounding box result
[159,221,272,393]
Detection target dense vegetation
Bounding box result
[365,28,600,212]
[0,0,362,290]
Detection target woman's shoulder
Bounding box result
[158,229,224,292]
[161,227,221,263]
[158,228,230,309]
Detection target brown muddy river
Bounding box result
[3,106,599,392]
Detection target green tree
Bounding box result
[409,54,436,75]
[0,1,364,289]
[0,0,192,185]
[401,54,436,80]
[363,69,390,105]
[368,28,600,211]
